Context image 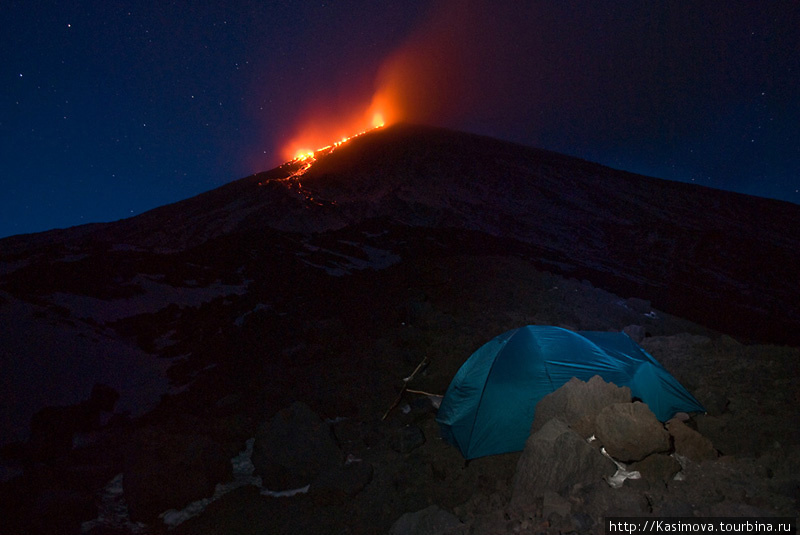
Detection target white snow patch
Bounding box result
[83,438,263,532]
[0,258,31,276]
[234,302,271,327]
[56,253,90,263]
[297,242,400,277]
[0,292,170,447]
[49,274,248,323]
[160,437,311,528]
[261,484,310,497]
[152,329,178,351]
[80,474,148,534]
[111,243,147,252]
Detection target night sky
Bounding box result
[2,1,798,239]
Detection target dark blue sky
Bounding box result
[2,1,798,239]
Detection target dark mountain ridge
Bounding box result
[3,123,798,345]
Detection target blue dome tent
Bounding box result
[435,325,705,460]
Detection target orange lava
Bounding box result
[278,0,496,166]
[281,102,394,163]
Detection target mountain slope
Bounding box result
[4,123,797,344]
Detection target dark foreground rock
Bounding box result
[595,401,670,462]
[630,453,682,484]
[311,460,374,505]
[530,375,631,438]
[27,384,120,462]
[251,401,342,491]
[511,418,616,506]
[388,504,461,535]
[666,417,717,462]
[122,428,232,523]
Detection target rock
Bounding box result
[595,402,670,462]
[27,383,120,462]
[531,375,632,438]
[623,325,646,343]
[626,297,652,314]
[388,504,461,535]
[576,480,650,519]
[87,383,120,414]
[390,424,426,453]
[703,500,779,517]
[693,386,728,416]
[27,406,78,461]
[512,418,616,506]
[251,401,342,490]
[663,456,797,517]
[570,511,596,532]
[312,460,374,505]
[332,418,368,448]
[631,454,682,483]
[123,428,232,523]
[30,488,96,535]
[666,418,717,462]
[464,509,510,535]
[655,501,695,516]
[542,490,571,519]
[170,485,279,535]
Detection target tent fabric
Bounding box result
[435,325,705,460]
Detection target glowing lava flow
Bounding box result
[287,120,384,176]
[260,122,385,205]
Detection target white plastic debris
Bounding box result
[601,447,641,489]
[261,484,310,497]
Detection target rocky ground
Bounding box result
[1,252,798,534]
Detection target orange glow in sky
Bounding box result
[280,98,395,162]
[277,0,482,164]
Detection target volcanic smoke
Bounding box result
[278,0,528,164]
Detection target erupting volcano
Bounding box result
[283,111,388,164]
[274,0,480,171]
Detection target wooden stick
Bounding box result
[382,384,408,421]
[382,357,430,420]
[406,389,443,398]
[403,357,430,382]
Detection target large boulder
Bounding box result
[29,488,96,535]
[631,453,682,484]
[388,504,461,535]
[512,418,616,506]
[123,428,232,523]
[311,460,374,505]
[666,418,717,462]
[251,401,342,490]
[595,402,670,462]
[574,480,651,519]
[531,375,631,438]
[28,383,120,461]
[389,424,426,453]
